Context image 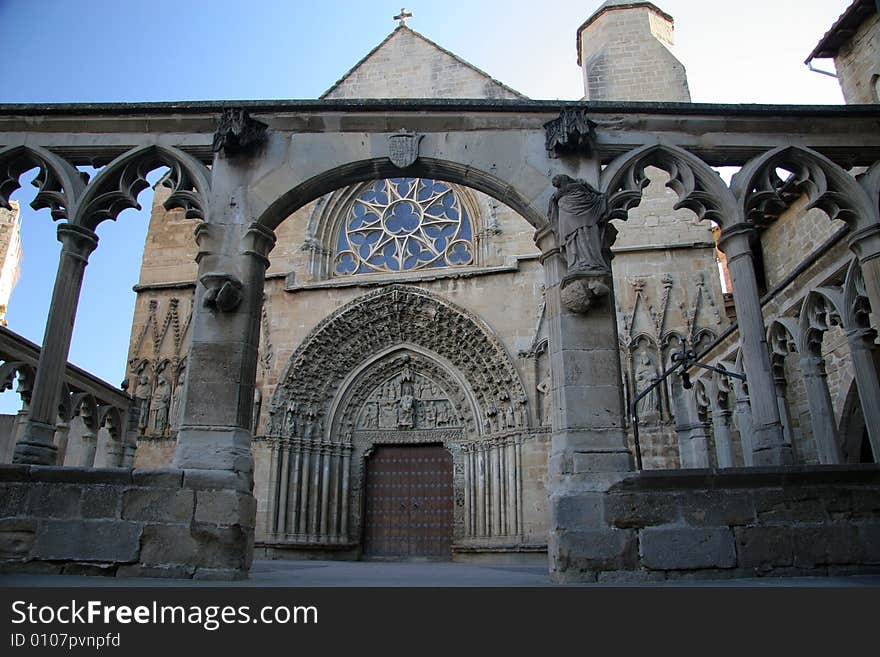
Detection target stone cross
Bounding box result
[394,8,413,26]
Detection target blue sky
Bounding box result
[0,0,853,412]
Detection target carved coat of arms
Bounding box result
[388,131,423,168]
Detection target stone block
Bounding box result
[640,526,736,570]
[195,490,257,528]
[753,489,828,523]
[132,468,184,488]
[0,465,31,482]
[0,484,29,517]
[0,560,63,575]
[139,524,196,565]
[734,526,794,568]
[604,491,680,529]
[29,466,132,485]
[550,528,638,577]
[856,523,880,563]
[550,493,604,531]
[679,491,755,527]
[27,484,81,518]
[81,486,124,519]
[183,468,250,492]
[791,524,861,567]
[33,519,142,563]
[122,488,194,523]
[0,518,36,558]
[140,523,251,570]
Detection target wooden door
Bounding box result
[363,445,453,559]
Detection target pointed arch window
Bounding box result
[334,177,475,275]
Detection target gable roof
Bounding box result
[806,0,878,62]
[321,25,526,100]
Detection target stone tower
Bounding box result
[577,0,691,102]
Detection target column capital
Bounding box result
[57,223,99,261]
[716,222,757,261]
[847,223,880,265]
[242,222,277,267]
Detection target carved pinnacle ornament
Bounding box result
[543,109,597,158]
[212,109,268,157]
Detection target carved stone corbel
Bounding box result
[560,272,612,314]
[199,272,243,312]
[543,108,597,158]
[212,109,268,157]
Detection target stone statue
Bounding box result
[504,404,516,429]
[134,373,152,432]
[424,401,437,428]
[284,400,298,436]
[149,375,171,434]
[169,371,185,432]
[360,402,378,429]
[548,174,616,276]
[634,352,659,419]
[397,393,414,428]
[537,370,552,426]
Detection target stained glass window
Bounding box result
[334,178,474,275]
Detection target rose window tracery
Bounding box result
[334,178,474,275]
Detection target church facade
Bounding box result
[1,1,878,581]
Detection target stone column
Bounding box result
[773,375,797,454]
[846,328,880,461]
[670,379,712,469]
[707,379,736,468]
[13,224,98,465]
[172,148,276,489]
[535,221,632,583]
[731,378,755,467]
[799,354,844,464]
[717,225,790,465]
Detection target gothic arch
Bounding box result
[0,144,86,221]
[255,156,551,232]
[732,145,875,231]
[267,284,529,440]
[72,144,211,229]
[600,143,736,227]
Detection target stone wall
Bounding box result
[834,11,879,105]
[0,465,255,580]
[552,465,880,582]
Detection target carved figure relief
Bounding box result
[634,351,660,420]
[548,174,616,276]
[169,370,185,432]
[134,373,152,432]
[149,375,171,434]
[356,371,460,431]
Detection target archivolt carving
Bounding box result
[268,285,527,440]
[0,144,87,221]
[601,144,735,227]
[733,146,874,229]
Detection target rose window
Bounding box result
[334,178,475,275]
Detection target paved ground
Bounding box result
[2,560,880,587]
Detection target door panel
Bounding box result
[363,445,453,559]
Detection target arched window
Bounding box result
[333,178,475,275]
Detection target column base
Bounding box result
[173,426,255,489]
[12,420,59,465]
